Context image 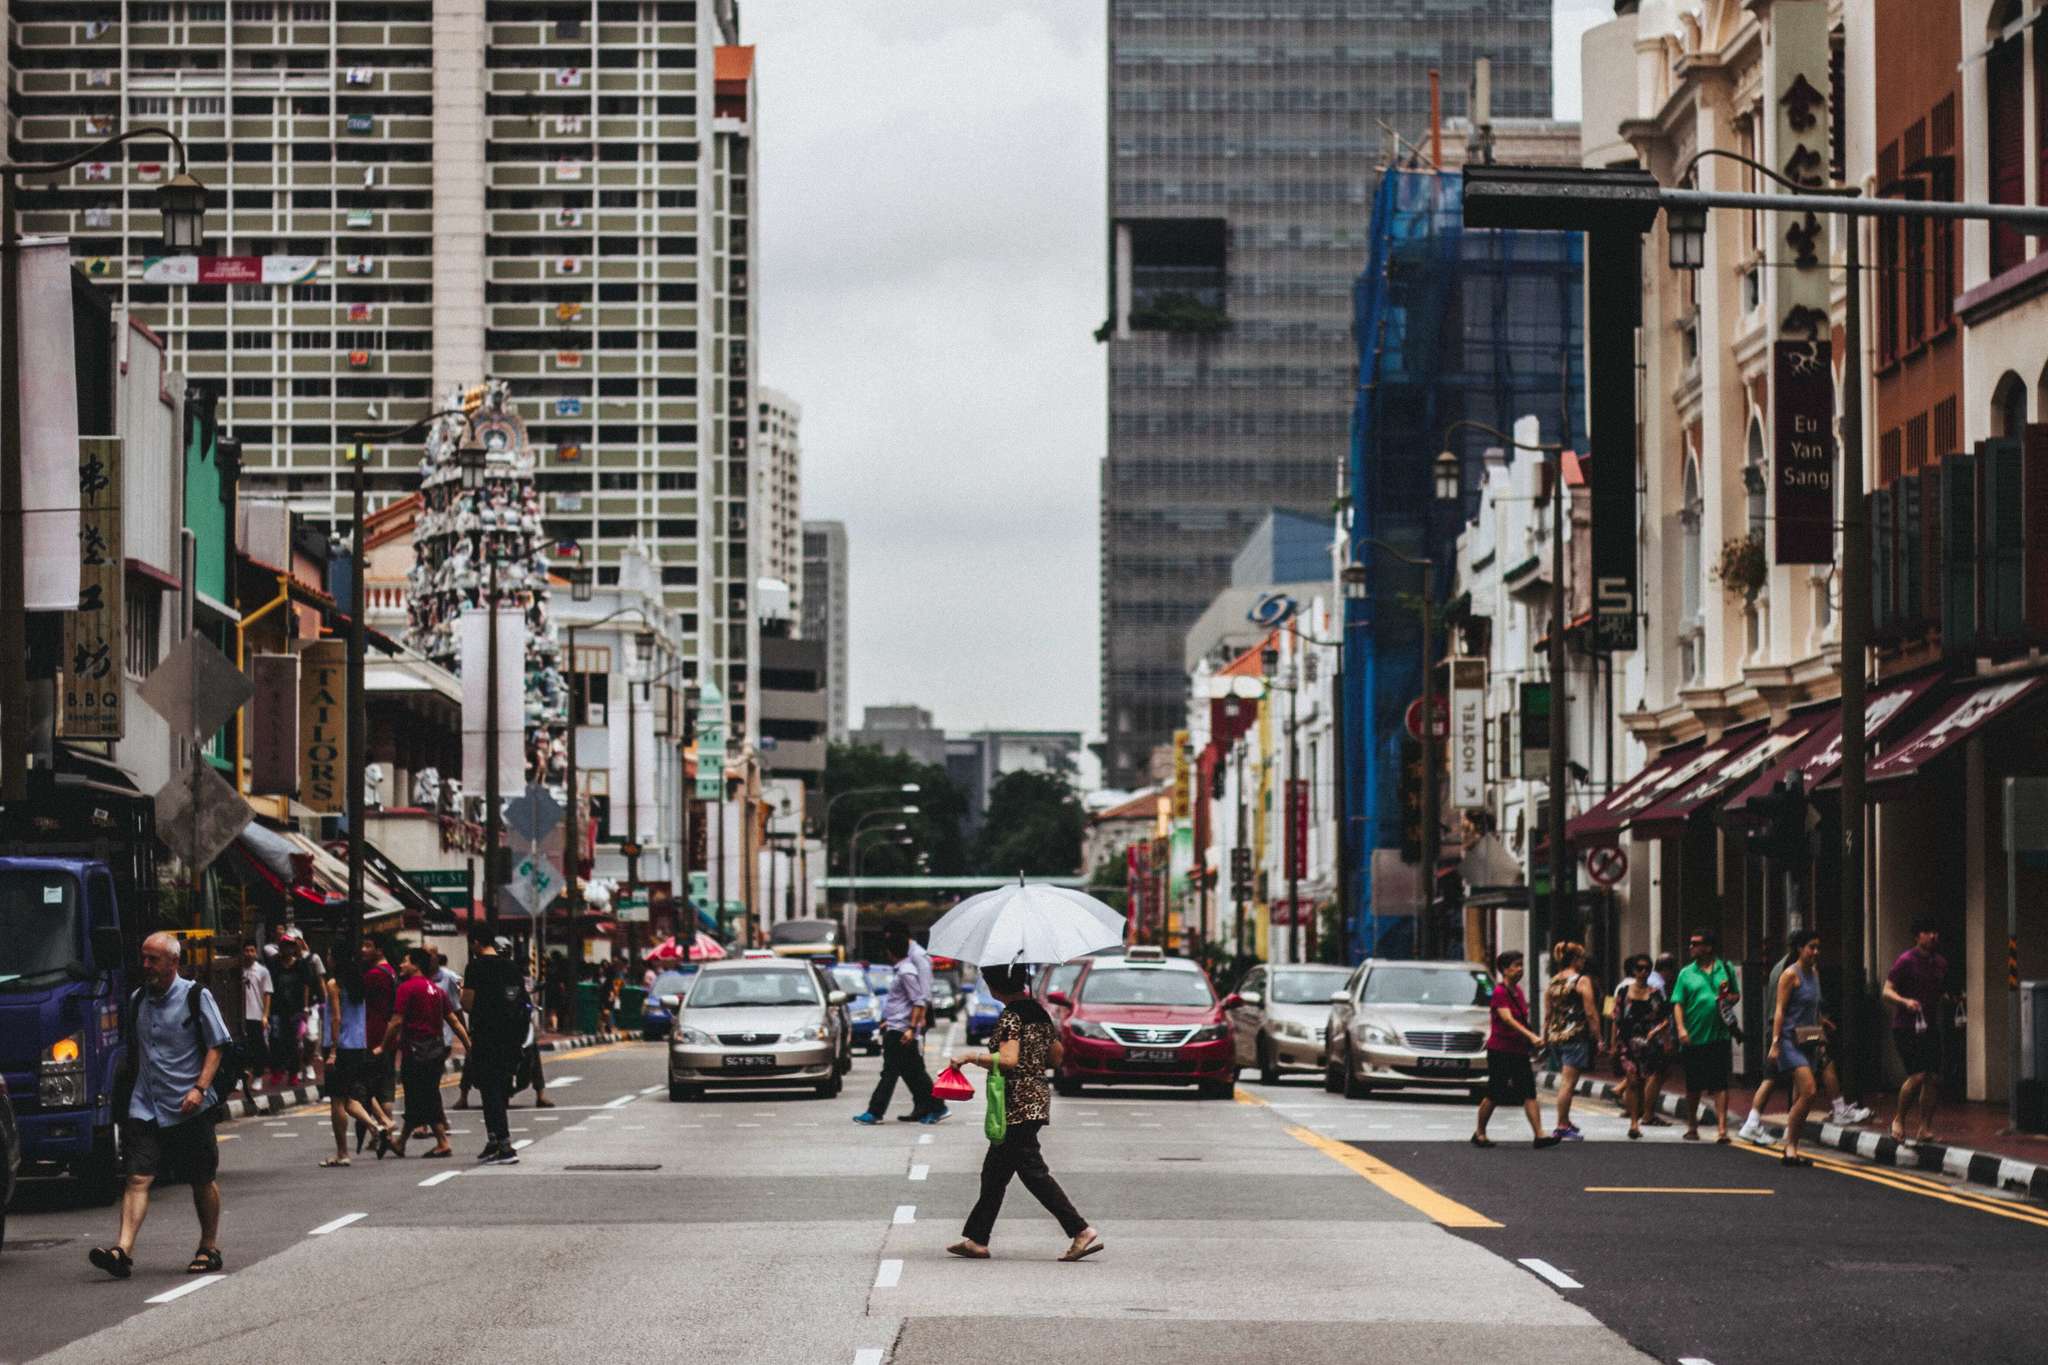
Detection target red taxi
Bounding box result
[1043,947,1236,1098]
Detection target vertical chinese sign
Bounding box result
[297,639,347,812]
[60,438,123,738]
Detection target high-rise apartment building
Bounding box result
[1101,0,1553,788]
[7,0,761,737]
[755,386,801,609]
[801,518,847,743]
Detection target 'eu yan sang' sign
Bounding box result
[60,438,122,739]
[1774,340,1836,564]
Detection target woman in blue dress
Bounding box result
[1767,928,1824,1168]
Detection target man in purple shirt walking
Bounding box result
[1880,916,1948,1145]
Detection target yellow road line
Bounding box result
[1233,1087,1269,1108]
[1731,1140,2048,1229]
[1283,1123,1501,1228]
[1584,1186,1774,1195]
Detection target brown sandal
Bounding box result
[1059,1231,1104,1262]
[945,1241,990,1259]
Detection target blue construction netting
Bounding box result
[1342,168,1586,960]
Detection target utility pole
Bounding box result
[346,447,367,945]
[1547,446,1569,985]
[1419,563,1441,961]
[563,621,580,965]
[484,556,502,935]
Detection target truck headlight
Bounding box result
[40,1036,84,1107]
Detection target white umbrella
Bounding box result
[927,881,1126,967]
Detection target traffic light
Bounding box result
[1230,845,1252,900]
[1399,737,1424,863]
[1746,771,1811,864]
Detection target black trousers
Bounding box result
[962,1121,1087,1246]
[472,1040,516,1146]
[865,1029,935,1118]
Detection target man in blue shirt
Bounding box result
[90,932,232,1280]
[852,923,946,1125]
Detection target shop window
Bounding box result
[1988,32,2026,275]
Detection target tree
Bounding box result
[973,770,1084,877]
[822,742,969,881]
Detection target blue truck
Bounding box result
[0,783,158,1201]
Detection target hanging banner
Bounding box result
[297,639,348,813]
[141,255,322,285]
[1171,728,1191,821]
[59,438,122,738]
[1450,658,1487,809]
[695,682,726,800]
[24,241,80,612]
[248,652,300,796]
[1286,778,1309,881]
[1774,340,1837,562]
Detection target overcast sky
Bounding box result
[747,1,1613,764]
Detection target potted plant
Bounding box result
[1714,533,1768,604]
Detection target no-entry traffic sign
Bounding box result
[1405,694,1449,742]
[1584,845,1628,887]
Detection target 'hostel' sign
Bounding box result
[297,639,348,813]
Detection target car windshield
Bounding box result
[1270,968,1350,1004]
[1362,967,1491,1007]
[1042,964,1082,997]
[0,869,83,990]
[685,968,820,1008]
[650,971,695,999]
[1080,967,1214,1008]
[831,965,869,995]
[866,964,894,990]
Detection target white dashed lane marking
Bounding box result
[874,1259,903,1288]
[638,1084,663,1095]
[1519,1258,1582,1290]
[908,1164,929,1181]
[309,1212,367,1236]
[512,1138,534,1150]
[854,1351,884,1365]
[147,1275,225,1304]
[917,1134,933,1145]
[602,1094,635,1109]
[549,1076,582,1088]
[419,1170,460,1187]
[893,1204,916,1224]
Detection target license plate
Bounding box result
[721,1054,776,1069]
[1128,1049,1179,1064]
[1414,1057,1468,1074]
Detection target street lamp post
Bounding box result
[340,408,465,947]
[852,824,917,951]
[846,808,918,954]
[1,129,206,805]
[823,784,921,938]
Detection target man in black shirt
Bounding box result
[460,937,529,1165]
[266,935,318,1090]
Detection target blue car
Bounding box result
[641,967,700,1040]
[833,964,885,1054]
[965,977,1003,1044]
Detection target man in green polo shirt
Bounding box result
[1671,928,1739,1143]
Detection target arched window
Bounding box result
[1994,370,2028,438]
[1987,0,2027,273]
[1745,419,1768,541]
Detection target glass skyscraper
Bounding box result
[1102,0,1552,790]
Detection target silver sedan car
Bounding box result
[668,957,849,1102]
[1224,964,1352,1082]
[1324,959,1494,1100]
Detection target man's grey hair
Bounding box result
[142,930,182,962]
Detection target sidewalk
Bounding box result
[1538,1068,2048,1205]
[216,1028,638,1121]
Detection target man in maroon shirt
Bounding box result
[377,948,469,1158]
[1881,917,1949,1145]
[356,937,398,1153]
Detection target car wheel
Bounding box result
[1054,1074,1081,1098]
[1257,1039,1280,1087]
[1323,1060,1343,1093]
[1341,1047,1371,1100]
[815,1071,843,1100]
[669,1082,697,1102]
[1200,1079,1234,1100]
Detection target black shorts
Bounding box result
[1485,1051,1535,1105]
[1893,1026,1942,1077]
[124,1116,219,1185]
[402,1051,448,1130]
[373,1048,397,1106]
[328,1048,373,1105]
[1682,1039,1733,1093]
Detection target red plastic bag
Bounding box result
[931,1064,975,1102]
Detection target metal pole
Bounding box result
[563,623,579,965]
[2006,780,2021,1133]
[1838,213,1868,1098]
[1,173,25,805]
[347,449,367,946]
[1420,564,1440,961]
[485,557,501,934]
[714,768,725,940]
[1287,684,1300,965]
[1545,449,1570,1022]
[741,760,755,948]
[1332,657,1349,957]
[625,667,639,959]
[1234,741,1247,959]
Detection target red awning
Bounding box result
[1868,674,2048,788]
[1627,724,1772,836]
[1722,672,1942,820]
[1567,738,1708,847]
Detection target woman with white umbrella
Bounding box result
[932,881,1115,1263]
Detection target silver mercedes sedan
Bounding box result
[1324,959,1495,1100]
[667,956,849,1102]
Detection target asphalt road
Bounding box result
[1239,1066,2048,1365]
[3,1027,1643,1365]
[10,1038,2036,1363]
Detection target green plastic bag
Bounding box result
[985,1052,1008,1144]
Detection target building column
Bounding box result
[431,0,488,394]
